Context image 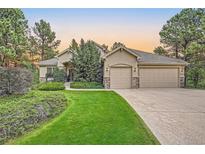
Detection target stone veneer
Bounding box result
[179,77,185,88]
[132,77,139,88]
[103,77,110,89]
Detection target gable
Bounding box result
[105,48,137,66]
[57,51,73,67]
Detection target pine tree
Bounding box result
[32,19,61,60]
[0,9,29,67]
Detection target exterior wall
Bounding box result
[39,66,47,80]
[103,48,138,89]
[39,66,56,81]
[57,51,72,67]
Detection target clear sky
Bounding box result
[22,8,182,52]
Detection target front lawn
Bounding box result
[70,82,104,89]
[10,91,159,144]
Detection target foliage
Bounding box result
[52,68,66,82]
[70,82,104,89]
[0,91,67,144]
[32,19,61,60]
[0,8,29,67]
[159,8,205,59]
[111,42,125,50]
[11,91,159,145]
[186,42,205,88]
[153,46,168,56]
[37,82,65,91]
[72,40,102,82]
[0,67,33,95]
[69,38,79,51]
[21,61,39,85]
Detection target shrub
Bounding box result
[53,68,66,82]
[37,82,65,91]
[0,91,67,144]
[70,82,104,89]
[0,67,33,96]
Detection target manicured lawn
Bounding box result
[10,91,159,145]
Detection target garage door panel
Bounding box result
[140,68,178,88]
[110,67,131,89]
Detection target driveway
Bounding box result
[115,88,205,144]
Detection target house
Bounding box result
[39,42,187,89]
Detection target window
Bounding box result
[47,67,53,78]
[47,67,53,74]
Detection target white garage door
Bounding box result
[110,67,131,89]
[139,68,178,88]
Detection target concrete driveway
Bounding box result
[115,88,205,145]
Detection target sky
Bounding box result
[22,8,182,53]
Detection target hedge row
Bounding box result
[70,82,104,89]
[37,82,65,91]
[0,91,67,144]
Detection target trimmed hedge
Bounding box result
[70,82,104,89]
[0,91,67,144]
[37,82,65,91]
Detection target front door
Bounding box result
[68,69,74,81]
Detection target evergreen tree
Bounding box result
[32,19,61,60]
[159,9,205,60]
[153,46,168,56]
[111,42,125,50]
[72,40,102,82]
[0,8,29,67]
[69,38,78,51]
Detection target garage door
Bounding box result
[139,68,178,88]
[110,67,131,89]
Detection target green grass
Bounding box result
[9,91,159,145]
[70,82,104,89]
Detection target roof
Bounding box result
[128,48,188,65]
[39,58,58,66]
[56,48,73,57]
[104,46,188,65]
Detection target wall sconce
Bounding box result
[106,67,109,72]
[134,68,136,72]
